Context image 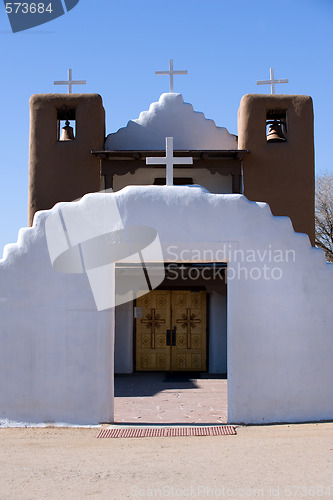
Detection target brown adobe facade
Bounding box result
[28,92,315,244]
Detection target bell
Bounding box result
[267,121,286,142]
[60,120,75,141]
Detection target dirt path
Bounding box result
[0,423,332,499]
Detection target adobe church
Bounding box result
[0,69,332,425]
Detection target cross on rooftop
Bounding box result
[155,59,187,93]
[146,137,193,186]
[54,69,86,94]
[256,67,289,95]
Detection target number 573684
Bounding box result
[5,3,53,14]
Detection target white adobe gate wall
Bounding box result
[0,185,333,424]
[114,186,333,424]
[0,215,113,425]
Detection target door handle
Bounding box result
[167,328,176,346]
[172,327,177,346]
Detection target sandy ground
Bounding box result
[0,423,332,499]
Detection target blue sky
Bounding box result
[0,0,332,253]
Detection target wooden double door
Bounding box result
[135,290,207,371]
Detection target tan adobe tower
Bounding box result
[28,94,105,226]
[238,94,315,244]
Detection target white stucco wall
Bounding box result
[0,214,114,425]
[1,185,333,424]
[112,168,233,194]
[105,93,238,150]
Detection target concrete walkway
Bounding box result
[114,372,228,424]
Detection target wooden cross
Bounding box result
[155,59,187,93]
[256,67,288,95]
[54,69,86,94]
[146,137,193,186]
[141,308,165,349]
[177,308,201,349]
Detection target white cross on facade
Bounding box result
[155,59,187,93]
[54,69,86,94]
[146,137,193,186]
[256,68,289,95]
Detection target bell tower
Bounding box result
[28,93,105,226]
[238,94,315,244]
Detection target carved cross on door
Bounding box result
[177,308,201,349]
[141,308,165,349]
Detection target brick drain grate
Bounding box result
[97,425,236,438]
